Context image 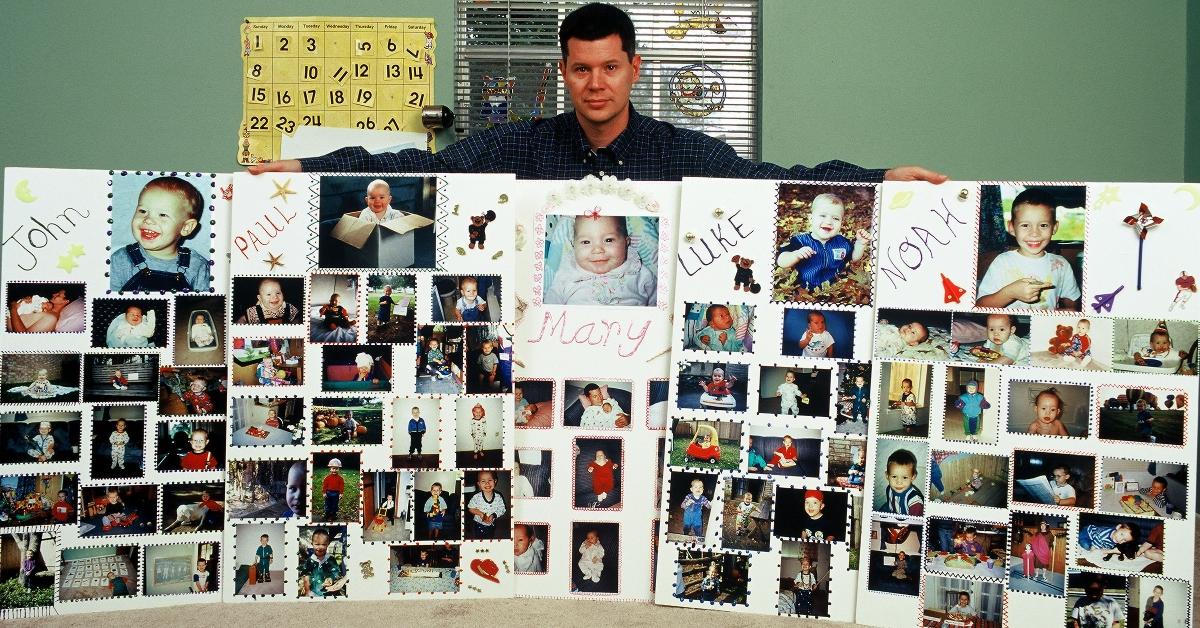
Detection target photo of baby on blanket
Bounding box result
[1,353,81,403]
[542,214,658,307]
[874,308,951,360]
[4,282,85,333]
[681,303,754,353]
[1011,450,1095,510]
[1074,513,1164,574]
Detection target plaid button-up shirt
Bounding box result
[300,107,886,183]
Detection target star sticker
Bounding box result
[1094,185,1121,210]
[67,243,85,258]
[585,206,602,220]
[270,178,296,202]
[263,251,284,270]
[56,253,79,273]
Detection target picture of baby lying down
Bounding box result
[6,286,84,333]
[106,305,157,348]
[189,312,216,348]
[874,311,950,360]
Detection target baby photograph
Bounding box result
[514,379,555,429]
[453,395,504,468]
[562,379,633,429]
[79,484,158,538]
[317,176,436,270]
[82,353,156,402]
[0,473,77,529]
[230,396,304,447]
[875,361,931,438]
[415,325,464,394]
[758,365,832,418]
[974,184,1085,312]
[231,337,304,387]
[920,575,1003,627]
[308,272,360,343]
[826,437,867,489]
[173,293,226,366]
[154,420,225,472]
[109,173,213,293]
[0,530,56,609]
[1074,513,1164,574]
[89,405,145,480]
[943,366,999,443]
[58,545,138,601]
[676,362,749,412]
[1126,576,1190,628]
[463,469,511,540]
[311,397,383,446]
[573,437,623,510]
[232,276,304,325]
[773,183,876,305]
[834,362,872,434]
[362,471,409,543]
[874,308,952,361]
[1005,381,1090,439]
[90,297,169,349]
[2,352,81,404]
[745,425,821,478]
[320,344,391,392]
[158,366,226,417]
[681,302,754,353]
[1110,318,1196,375]
[4,281,86,334]
[778,541,832,617]
[1028,315,1113,371]
[1098,456,1186,520]
[413,470,462,542]
[297,525,350,598]
[144,542,218,596]
[465,326,511,394]
[1097,385,1187,446]
[226,459,305,520]
[513,448,552,499]
[872,438,929,517]
[365,273,416,344]
[542,213,659,307]
[311,452,361,524]
[865,516,921,597]
[233,522,285,596]
[1007,512,1069,597]
[432,274,501,323]
[513,523,548,575]
[664,472,718,543]
[669,418,741,471]
[929,451,1009,509]
[774,487,849,543]
[781,307,856,359]
[720,476,773,553]
[923,517,1007,581]
[949,312,1031,366]
[571,521,620,594]
[1011,450,1095,510]
[0,410,81,464]
[390,544,460,594]
[672,549,749,606]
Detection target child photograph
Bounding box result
[774,487,849,543]
[872,438,928,517]
[465,326,511,394]
[308,272,360,343]
[433,274,502,323]
[413,470,461,542]
[1097,386,1187,446]
[1012,450,1095,510]
[773,183,876,305]
[745,425,821,477]
[80,484,158,538]
[1111,318,1196,375]
[514,379,554,429]
[929,451,1009,509]
[975,184,1085,311]
[233,522,284,596]
[873,308,951,361]
[758,365,832,418]
[233,276,304,325]
[317,176,436,270]
[0,411,80,464]
[943,366,999,443]
[415,325,464,394]
[89,405,145,479]
[82,353,156,402]
[571,521,620,594]
[720,476,773,552]
[875,361,931,437]
[1126,576,1189,628]
[454,396,504,467]
[676,362,749,412]
[834,362,871,434]
[109,173,212,293]
[543,213,659,307]
[781,308,856,359]
[562,379,633,428]
[1007,512,1069,597]
[320,344,391,392]
[231,337,303,386]
[58,545,138,601]
[226,459,305,519]
[0,473,77,529]
[1006,381,1090,439]
[1098,457,1186,520]
[826,437,867,489]
[161,483,224,533]
[144,542,218,595]
[681,302,754,353]
[865,516,921,597]
[363,471,409,543]
[1030,315,1114,370]
[949,312,1032,366]
[158,366,226,416]
[311,453,361,524]
[664,472,718,543]
[297,526,349,598]
[673,549,749,606]
[389,544,460,594]
[230,396,304,447]
[573,437,622,510]
[365,274,416,344]
[155,420,225,472]
[173,293,226,366]
[311,397,383,446]
[923,517,1007,581]
[514,449,552,499]
[514,523,549,575]
[391,397,440,468]
[2,353,80,403]
[4,282,85,334]
[670,418,741,471]
[1077,515,1166,574]
[90,297,169,349]
[463,469,511,540]
[0,531,56,609]
[920,575,1003,627]
[1065,572,1128,627]
[778,541,831,616]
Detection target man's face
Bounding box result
[560,34,641,131]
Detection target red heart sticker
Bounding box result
[470,558,500,584]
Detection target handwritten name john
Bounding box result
[3,207,91,271]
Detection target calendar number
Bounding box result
[302,89,318,106]
[356,118,376,129]
[354,63,369,79]
[249,63,262,78]
[302,115,322,126]
[406,47,419,59]
[278,37,289,51]
[407,91,425,107]
[250,87,267,103]
[275,116,296,133]
[306,37,317,52]
[275,89,292,106]
[386,38,397,53]
[356,40,373,53]
[249,116,269,130]
[331,66,349,84]
[303,65,319,80]
[383,117,401,131]
[329,90,346,105]
[385,64,402,79]
[408,65,424,81]
[355,88,374,106]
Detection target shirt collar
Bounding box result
[570,104,643,164]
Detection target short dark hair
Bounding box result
[886,448,918,475]
[559,3,636,61]
[1010,188,1059,221]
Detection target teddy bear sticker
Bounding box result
[468,210,497,250]
[731,255,761,293]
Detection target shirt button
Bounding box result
[599,171,605,176]
[618,160,624,166]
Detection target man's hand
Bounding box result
[884,165,949,184]
[247,160,302,175]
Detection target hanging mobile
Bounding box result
[1122,203,1163,290]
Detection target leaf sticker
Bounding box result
[456,246,466,256]
[491,250,504,260]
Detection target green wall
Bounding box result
[0,0,1193,191]
[1187,0,1200,183]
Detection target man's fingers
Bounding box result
[884,165,950,184]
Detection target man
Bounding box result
[251,3,944,184]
